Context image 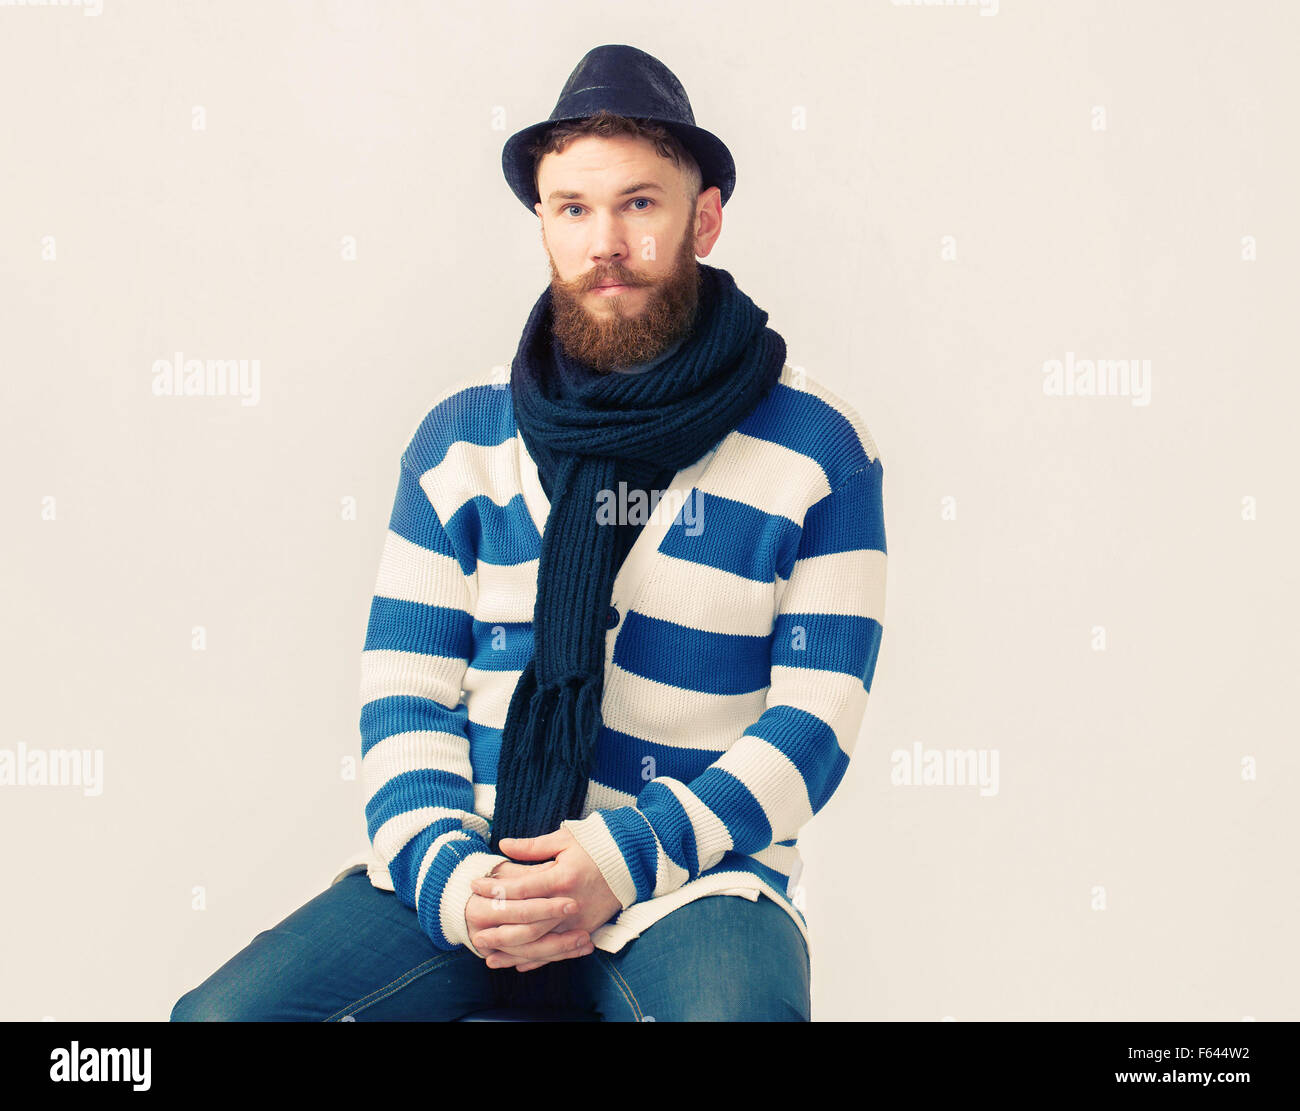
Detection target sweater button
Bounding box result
[606,605,620,629]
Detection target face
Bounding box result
[534,133,722,373]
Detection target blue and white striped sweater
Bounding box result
[350,361,887,957]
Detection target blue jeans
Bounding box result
[170,866,811,1021]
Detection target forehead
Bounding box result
[537,133,676,186]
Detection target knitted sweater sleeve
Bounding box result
[561,457,887,909]
[359,456,509,956]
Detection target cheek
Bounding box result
[543,225,581,265]
[637,227,675,262]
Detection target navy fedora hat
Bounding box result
[501,44,736,214]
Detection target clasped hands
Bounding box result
[465,828,624,972]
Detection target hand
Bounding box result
[464,859,593,971]
[469,829,625,972]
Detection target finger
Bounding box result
[473,915,566,951]
[488,859,558,880]
[487,860,540,878]
[481,947,554,969]
[489,939,595,971]
[469,895,577,927]
[485,932,596,971]
[471,868,564,902]
[498,832,568,859]
[483,928,592,965]
[465,897,571,944]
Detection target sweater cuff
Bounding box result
[438,849,512,957]
[562,810,644,910]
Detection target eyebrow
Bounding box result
[544,182,667,205]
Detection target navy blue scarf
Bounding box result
[488,262,785,1010]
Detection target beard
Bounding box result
[545,218,701,373]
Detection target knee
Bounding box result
[170,925,316,1021]
[169,981,267,1022]
[649,896,811,1021]
[169,986,219,1022]
[668,982,809,1022]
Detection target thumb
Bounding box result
[498,831,566,859]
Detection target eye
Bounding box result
[560,198,655,218]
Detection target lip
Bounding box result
[591,283,632,294]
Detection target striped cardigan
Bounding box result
[344,361,887,958]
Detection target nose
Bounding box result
[588,213,629,273]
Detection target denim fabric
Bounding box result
[170,866,810,1022]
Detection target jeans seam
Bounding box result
[595,951,644,1022]
[323,949,464,1021]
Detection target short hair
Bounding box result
[527,109,703,208]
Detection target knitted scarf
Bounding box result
[487,261,786,1011]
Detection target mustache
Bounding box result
[578,268,648,291]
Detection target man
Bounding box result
[170,44,886,1023]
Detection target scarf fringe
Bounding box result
[540,671,603,774]
[494,670,602,840]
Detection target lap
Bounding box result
[169,867,493,1021]
[170,870,810,1022]
[578,891,811,1022]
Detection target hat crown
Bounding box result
[547,44,696,126]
